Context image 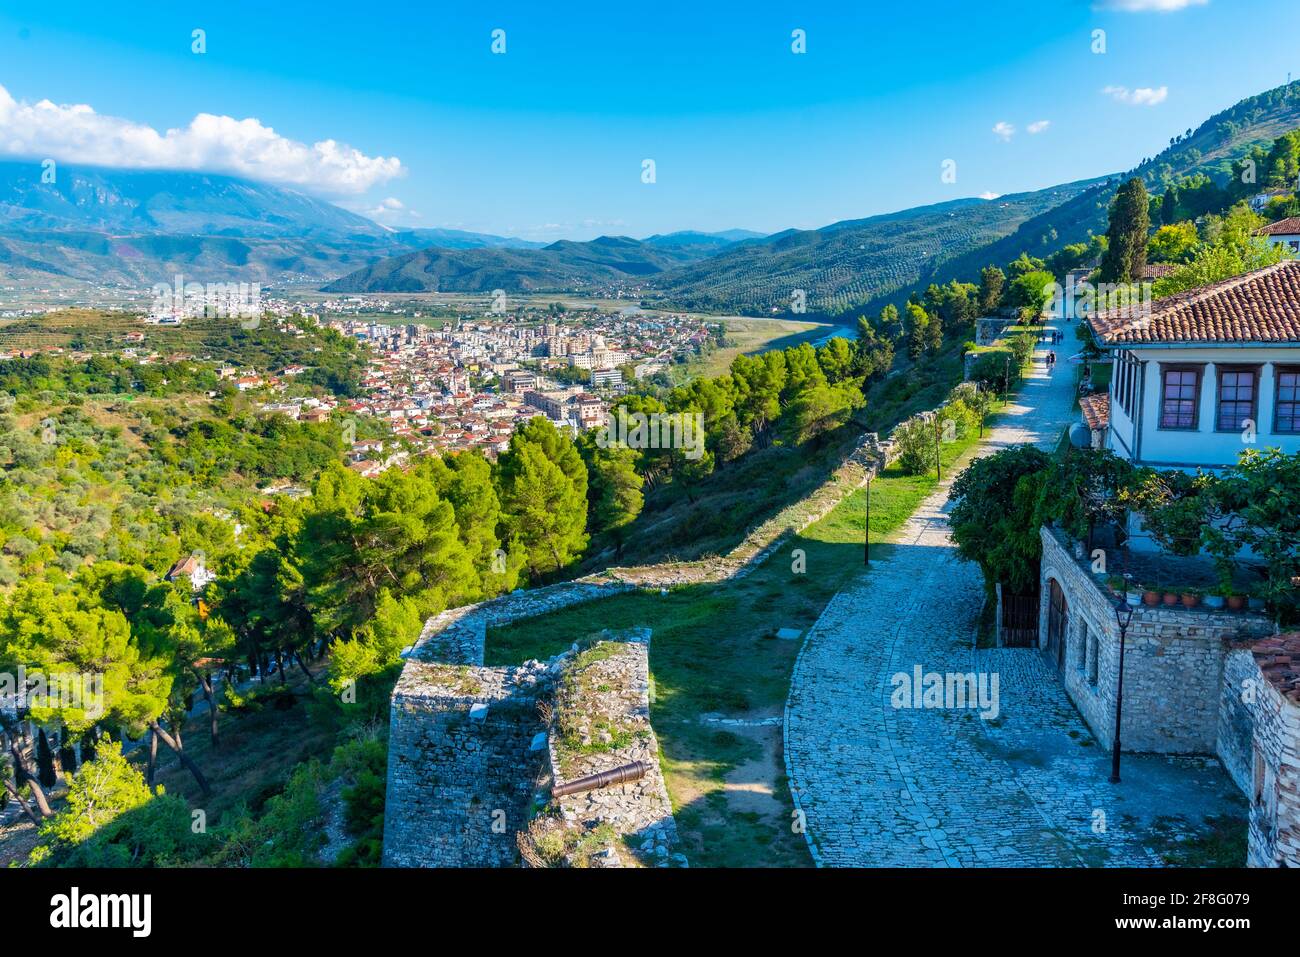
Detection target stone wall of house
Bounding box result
[1218,648,1259,796]
[382,660,552,867]
[1218,638,1300,867]
[1039,526,1273,754]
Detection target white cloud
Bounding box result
[992,121,1016,141]
[366,197,405,217]
[1095,0,1207,11]
[1027,120,1051,134]
[979,191,1003,200]
[0,83,402,195]
[1103,85,1169,106]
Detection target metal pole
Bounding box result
[934,414,941,482]
[864,472,871,566]
[1110,622,1127,784]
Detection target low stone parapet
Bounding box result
[406,579,633,665]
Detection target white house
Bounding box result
[1257,216,1300,254]
[1088,259,1300,472]
[165,552,216,593]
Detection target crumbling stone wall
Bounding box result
[384,625,683,868]
[1218,637,1300,867]
[382,660,552,867]
[539,630,683,867]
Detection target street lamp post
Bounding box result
[1003,354,1011,406]
[1110,576,1135,784]
[864,469,872,566]
[933,413,942,482]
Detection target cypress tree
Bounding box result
[1099,178,1150,283]
[36,728,56,790]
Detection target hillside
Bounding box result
[644,183,1106,315]
[321,234,735,294]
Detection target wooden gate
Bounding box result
[1000,590,1040,648]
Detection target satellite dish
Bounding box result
[1069,423,1093,449]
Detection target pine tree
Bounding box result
[906,303,929,361]
[36,729,56,790]
[979,266,1006,314]
[497,419,589,579]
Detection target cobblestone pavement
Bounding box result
[784,320,1244,867]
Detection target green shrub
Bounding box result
[893,416,939,477]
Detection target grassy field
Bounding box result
[487,412,1000,866]
[667,317,834,383]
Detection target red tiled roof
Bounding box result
[1079,392,1110,432]
[1140,262,1176,280]
[1091,260,1300,346]
[1248,632,1300,705]
[1256,217,1300,236]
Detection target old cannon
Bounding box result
[551,760,648,799]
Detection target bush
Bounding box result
[968,349,1019,390]
[938,396,980,441]
[893,416,939,477]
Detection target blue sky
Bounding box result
[0,0,1297,240]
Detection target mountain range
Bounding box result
[0,162,548,287]
[4,81,1300,314]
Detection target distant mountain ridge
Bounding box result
[0,161,544,286]
[321,233,738,294]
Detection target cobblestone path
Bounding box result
[784,321,1243,867]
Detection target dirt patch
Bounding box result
[722,723,786,822]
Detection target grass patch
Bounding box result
[1146,813,1248,868]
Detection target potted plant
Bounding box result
[1161,589,1180,607]
[1226,592,1247,611]
[1203,585,1227,610]
[1179,588,1201,609]
[1142,585,1161,606]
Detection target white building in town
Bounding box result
[1257,216,1300,255]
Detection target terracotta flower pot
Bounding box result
[1180,593,1200,608]
[1142,591,1161,606]
[1162,592,1179,606]
[1226,594,1247,611]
